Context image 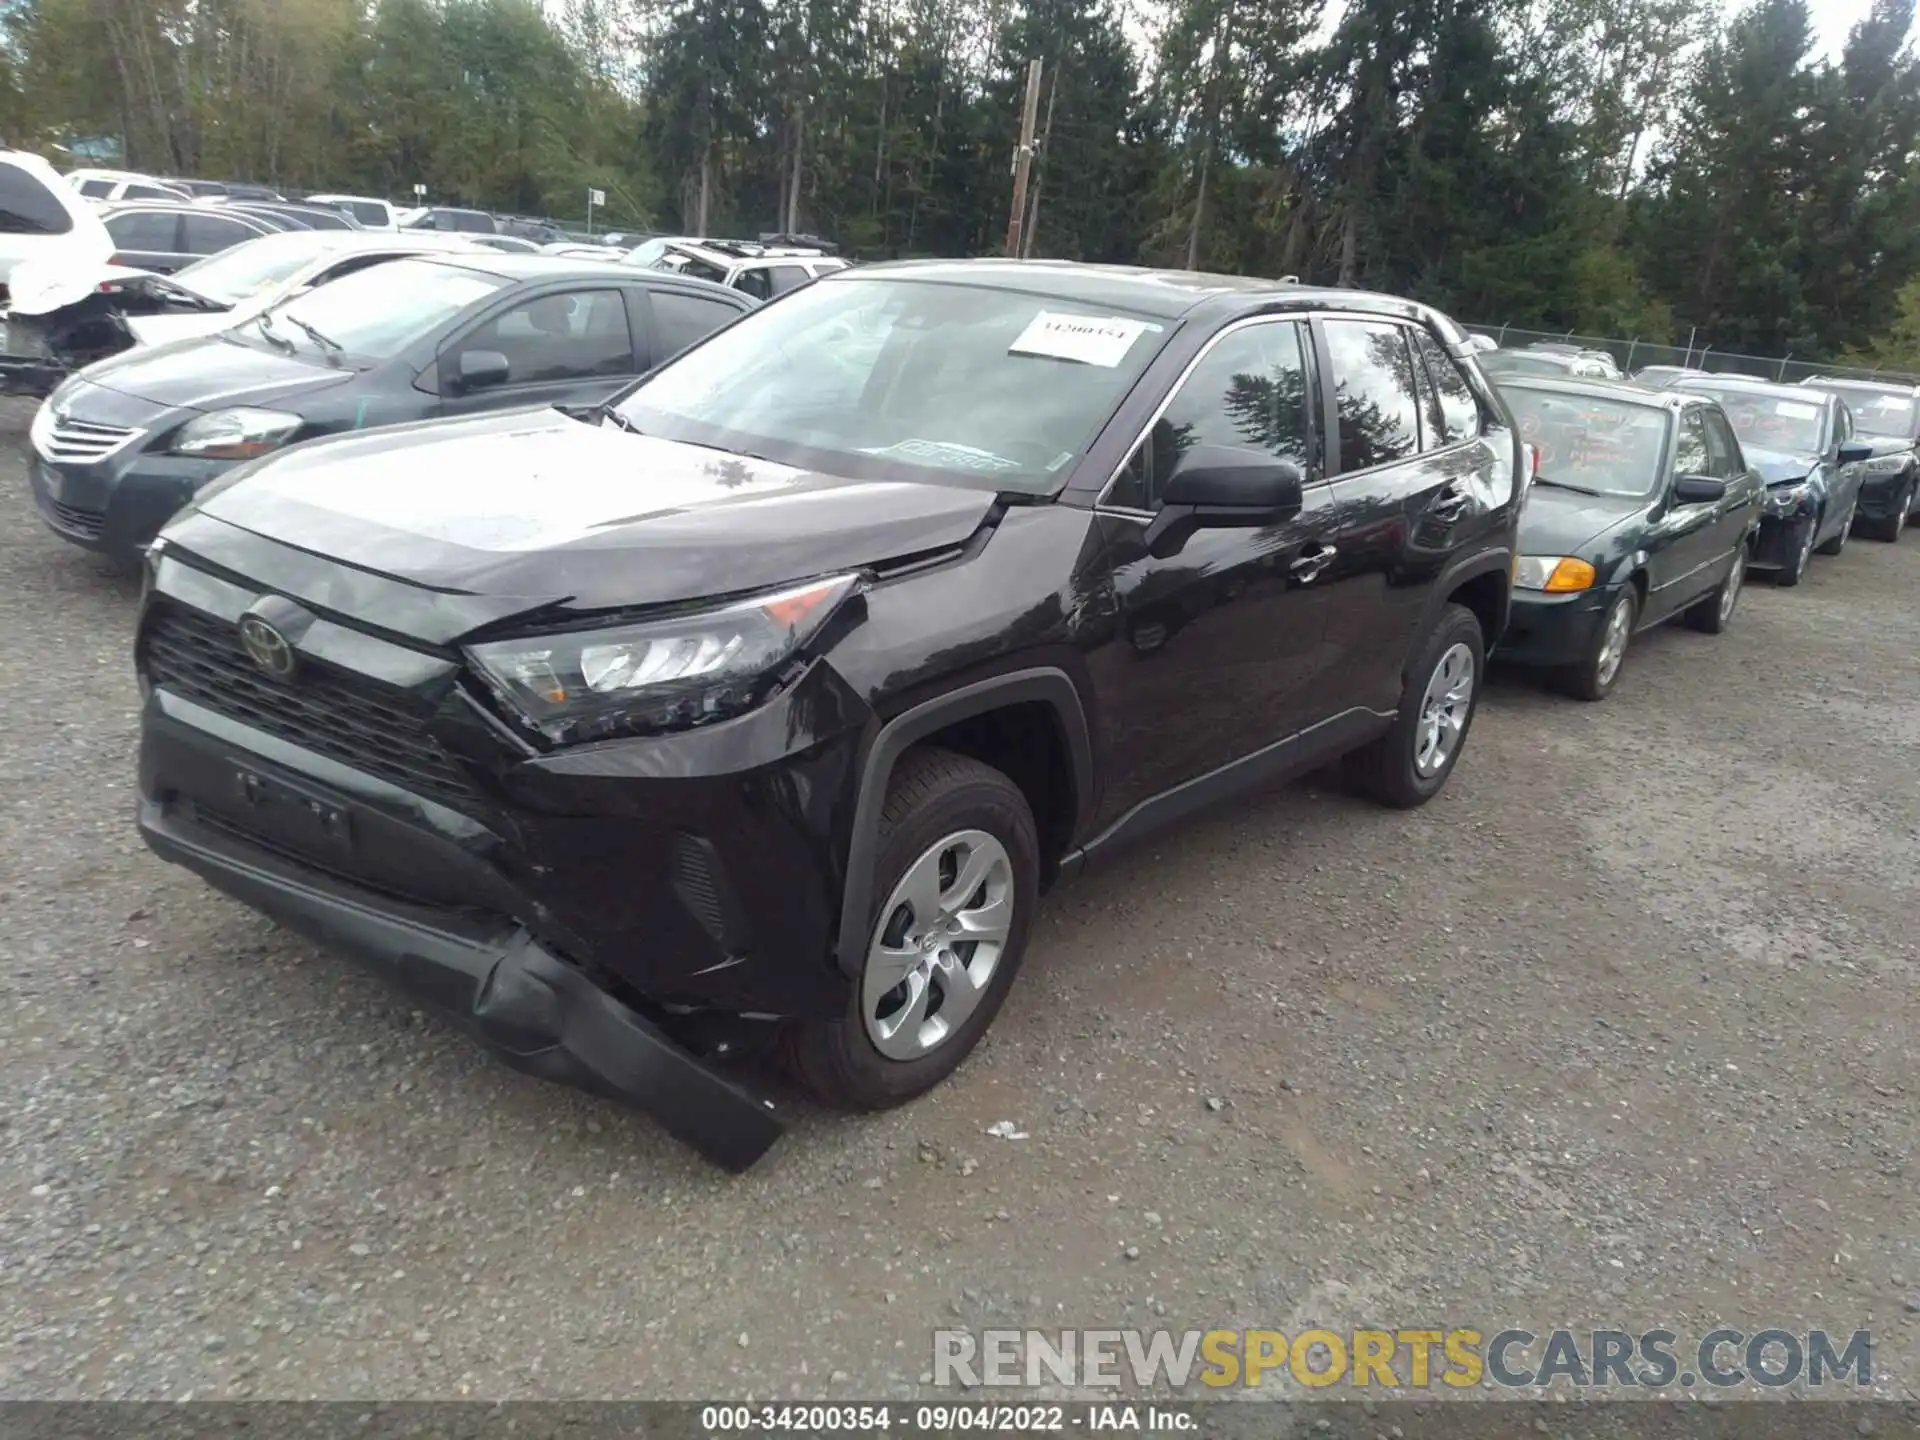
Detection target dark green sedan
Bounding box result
[1493,377,1765,700]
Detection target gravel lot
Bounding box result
[0,395,1915,1403]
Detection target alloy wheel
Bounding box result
[863,830,1014,1061]
[1413,642,1475,778]
[1595,597,1631,687]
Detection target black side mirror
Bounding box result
[455,349,511,393]
[1672,475,1727,505]
[1143,447,1305,558]
[1837,440,1873,465]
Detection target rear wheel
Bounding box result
[1563,588,1636,700]
[786,748,1038,1110]
[1867,480,1912,541]
[1345,602,1484,809]
[1686,550,1744,633]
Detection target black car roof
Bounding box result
[1497,374,1701,412]
[403,251,749,298]
[828,258,1462,331]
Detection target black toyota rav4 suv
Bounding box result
[135,261,1521,1168]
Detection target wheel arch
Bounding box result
[833,669,1094,978]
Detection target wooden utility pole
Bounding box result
[1003,59,1043,259]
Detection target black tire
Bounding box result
[1817,500,1852,555]
[1775,516,1816,587]
[1685,549,1744,633]
[1868,481,1912,541]
[1344,602,1484,809]
[785,747,1038,1111]
[1562,587,1636,701]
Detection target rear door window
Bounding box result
[734,267,774,301]
[648,289,744,364]
[106,210,183,255]
[768,265,811,296]
[0,162,75,235]
[1321,318,1421,470]
[181,212,259,254]
[77,179,112,199]
[1411,330,1482,444]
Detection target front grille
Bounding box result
[34,412,138,463]
[45,497,103,539]
[141,601,486,815]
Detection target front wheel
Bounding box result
[1817,499,1854,555]
[1775,516,1816,587]
[1563,587,1636,701]
[786,747,1038,1111]
[1345,602,1484,809]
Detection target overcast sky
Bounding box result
[1813,0,1881,57]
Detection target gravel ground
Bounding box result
[0,396,1915,1403]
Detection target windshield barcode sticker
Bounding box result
[1009,311,1158,367]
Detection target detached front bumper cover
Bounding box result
[139,797,784,1171]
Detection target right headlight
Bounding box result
[171,407,302,460]
[1513,556,1596,592]
[466,573,860,745]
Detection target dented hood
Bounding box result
[166,407,1001,628]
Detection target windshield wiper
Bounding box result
[596,406,644,435]
[283,314,342,354]
[251,312,295,353]
[1531,474,1603,496]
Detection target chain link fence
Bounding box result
[1464,322,1920,387]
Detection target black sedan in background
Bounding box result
[28,254,755,566]
[1798,375,1920,539]
[1669,374,1873,586]
[1497,378,1762,700]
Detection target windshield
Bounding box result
[1504,386,1670,497]
[1481,352,1575,379]
[614,277,1169,493]
[256,258,501,359]
[173,232,340,304]
[1685,385,1824,453]
[1822,386,1916,437]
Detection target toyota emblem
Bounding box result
[237,614,297,679]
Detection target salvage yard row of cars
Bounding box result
[10,169,1918,1168]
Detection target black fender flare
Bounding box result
[833,667,1094,978]
[1411,543,1512,666]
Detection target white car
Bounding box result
[65,169,190,203]
[645,239,849,300]
[0,229,483,394]
[303,193,399,231]
[0,151,114,288]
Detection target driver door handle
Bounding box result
[1290,544,1337,582]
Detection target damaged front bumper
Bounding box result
[139,795,786,1171]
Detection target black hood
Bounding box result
[1518,480,1646,554]
[77,331,355,413]
[163,409,1001,642]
